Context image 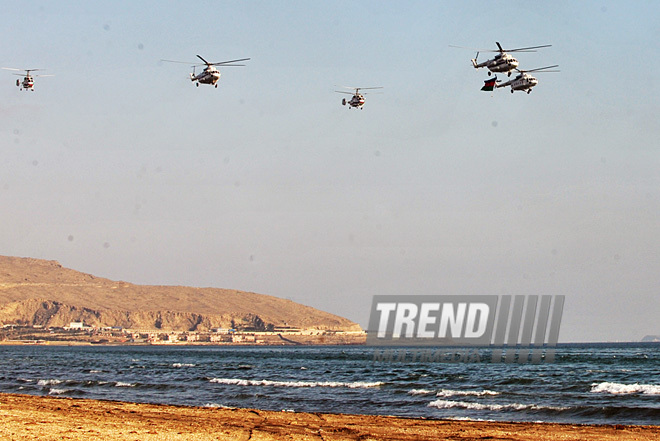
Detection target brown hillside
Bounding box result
[0,256,361,332]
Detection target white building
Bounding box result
[64,322,93,331]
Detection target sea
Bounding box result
[0,343,658,426]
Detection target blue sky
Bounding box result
[1,1,658,342]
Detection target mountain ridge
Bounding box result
[0,256,361,332]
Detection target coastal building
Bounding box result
[232,334,256,343]
[64,322,93,331]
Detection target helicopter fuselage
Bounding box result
[472,53,519,75]
[497,73,538,93]
[343,93,366,108]
[18,76,34,90]
[336,86,381,109]
[191,67,221,86]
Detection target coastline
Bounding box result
[1,393,659,440]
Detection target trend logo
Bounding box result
[367,295,564,363]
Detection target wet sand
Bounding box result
[1,393,658,440]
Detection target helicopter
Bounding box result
[481,65,559,94]
[161,55,249,88]
[335,86,383,109]
[2,68,53,91]
[450,42,551,77]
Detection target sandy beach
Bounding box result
[1,393,658,440]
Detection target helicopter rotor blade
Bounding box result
[196,54,211,66]
[449,45,503,53]
[3,67,42,73]
[161,59,197,65]
[518,65,559,73]
[209,58,251,66]
[451,43,551,54]
[335,85,383,93]
[506,44,552,52]
[162,57,250,67]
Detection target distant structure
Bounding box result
[64,321,93,331]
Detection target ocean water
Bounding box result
[0,344,658,426]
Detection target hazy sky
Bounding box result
[1,1,658,342]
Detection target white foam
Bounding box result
[408,389,434,396]
[48,388,69,395]
[591,382,660,395]
[209,378,384,389]
[429,399,506,411]
[203,403,233,409]
[38,379,63,386]
[436,389,500,398]
[428,399,568,412]
[446,416,491,422]
[172,363,196,368]
[115,382,136,387]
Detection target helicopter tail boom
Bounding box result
[471,52,479,68]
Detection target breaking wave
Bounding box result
[408,389,434,395]
[436,389,500,397]
[203,403,233,409]
[408,388,499,397]
[48,388,70,395]
[590,382,660,395]
[428,399,568,412]
[37,379,63,386]
[210,378,384,389]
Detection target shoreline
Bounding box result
[1,393,659,440]
[0,340,365,346]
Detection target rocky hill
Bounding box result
[0,256,361,332]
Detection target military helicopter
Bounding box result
[335,86,383,109]
[451,42,551,77]
[481,65,559,94]
[161,55,249,88]
[2,68,53,91]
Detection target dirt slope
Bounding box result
[0,256,361,332]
